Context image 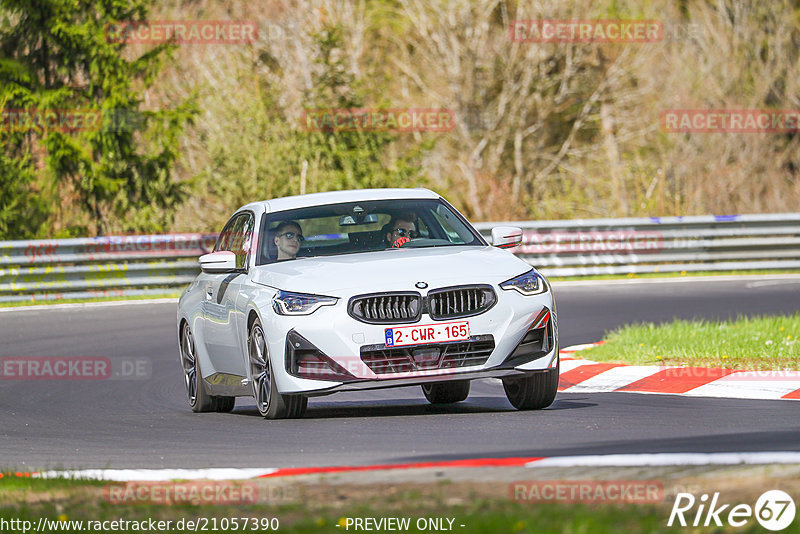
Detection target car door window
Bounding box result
[233,214,254,269]
[215,213,254,269]
[215,215,240,253]
[431,204,473,244]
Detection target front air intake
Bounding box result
[360,335,495,374]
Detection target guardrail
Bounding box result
[0,234,217,303]
[1,214,798,303]
[473,213,800,276]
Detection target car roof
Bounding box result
[237,188,440,214]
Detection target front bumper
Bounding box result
[264,287,557,395]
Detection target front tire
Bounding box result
[248,318,307,419]
[421,380,470,404]
[502,358,559,410]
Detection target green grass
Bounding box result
[0,477,761,534]
[0,292,180,308]
[285,504,676,534]
[0,473,105,490]
[3,469,799,533]
[0,503,675,534]
[550,268,800,282]
[582,314,800,370]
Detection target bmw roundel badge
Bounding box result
[415,282,428,289]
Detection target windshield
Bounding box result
[256,198,486,265]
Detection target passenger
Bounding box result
[273,221,304,260]
[384,214,418,248]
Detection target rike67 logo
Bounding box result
[668,490,796,531]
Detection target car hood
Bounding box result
[250,246,533,296]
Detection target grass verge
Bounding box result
[581,313,800,369]
[550,268,800,282]
[2,474,794,534]
[0,293,181,308]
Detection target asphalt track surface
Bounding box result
[1,276,799,470]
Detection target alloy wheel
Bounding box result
[180,325,198,406]
[249,324,271,415]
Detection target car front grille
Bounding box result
[348,285,497,324]
[348,292,422,324]
[427,285,497,320]
[360,335,495,374]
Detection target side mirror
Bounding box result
[199,251,238,273]
[491,226,523,249]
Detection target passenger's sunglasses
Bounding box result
[392,228,418,238]
[277,232,304,242]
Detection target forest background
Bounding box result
[1,0,798,238]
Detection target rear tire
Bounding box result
[421,380,470,404]
[502,359,559,410]
[248,318,307,419]
[180,323,216,413]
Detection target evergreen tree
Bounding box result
[0,0,196,237]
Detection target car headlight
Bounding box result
[272,290,338,315]
[500,268,548,296]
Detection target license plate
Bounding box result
[384,321,470,347]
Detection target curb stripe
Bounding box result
[559,341,605,353]
[526,452,800,468]
[617,367,738,393]
[30,452,800,482]
[259,457,544,478]
[783,388,800,399]
[557,342,800,401]
[687,378,800,400]
[558,363,623,391]
[35,468,278,481]
[564,365,663,392]
[559,359,596,373]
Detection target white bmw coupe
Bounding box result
[177,188,558,418]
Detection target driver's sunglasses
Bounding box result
[392,228,418,238]
[278,231,304,242]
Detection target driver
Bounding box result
[273,221,303,260]
[384,214,418,248]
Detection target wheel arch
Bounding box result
[243,306,265,382]
[247,308,261,332]
[178,316,188,340]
